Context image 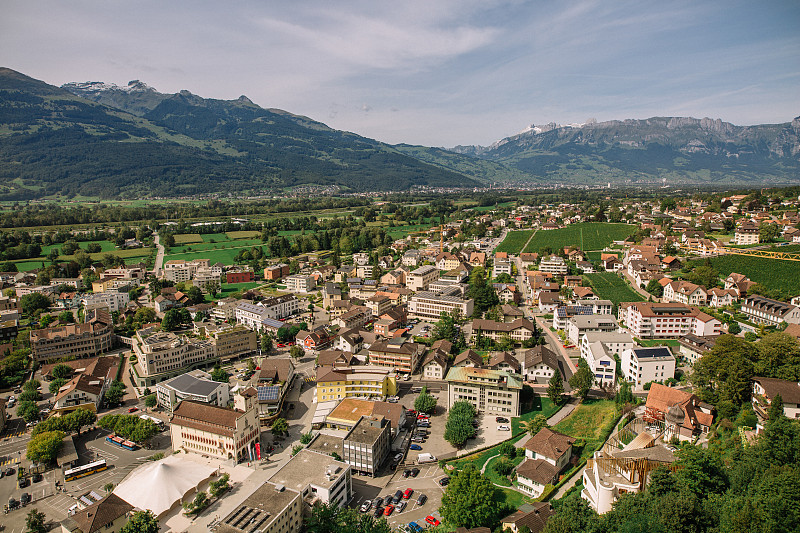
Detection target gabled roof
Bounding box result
[453,349,483,367]
[515,458,558,485]
[68,493,133,533]
[521,345,560,371]
[523,428,576,460]
[752,376,800,404]
[500,502,554,533]
[487,351,521,372]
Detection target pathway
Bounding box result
[535,316,578,377]
[622,270,658,302]
[514,397,579,448]
[152,232,165,276]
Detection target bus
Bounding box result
[64,459,108,482]
[106,434,138,451]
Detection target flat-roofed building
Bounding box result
[315,366,397,403]
[285,274,316,293]
[209,324,257,360]
[30,310,113,362]
[621,347,676,390]
[368,337,426,374]
[618,302,721,339]
[579,331,635,357]
[406,265,439,292]
[170,389,260,462]
[567,314,618,346]
[321,398,406,438]
[80,291,130,313]
[131,326,217,388]
[216,482,302,533]
[539,255,568,275]
[446,366,522,416]
[156,369,230,412]
[471,318,537,345]
[269,449,353,508]
[408,290,474,320]
[342,415,391,476]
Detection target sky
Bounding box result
[1,1,798,147]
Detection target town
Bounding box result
[0,187,799,533]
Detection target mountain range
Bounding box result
[0,67,798,200]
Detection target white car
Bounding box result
[360,501,372,513]
[497,425,510,431]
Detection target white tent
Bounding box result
[113,455,217,518]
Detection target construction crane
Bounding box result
[679,243,800,262]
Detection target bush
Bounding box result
[493,457,515,476]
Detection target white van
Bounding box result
[417,453,437,464]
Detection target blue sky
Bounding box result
[2,1,798,146]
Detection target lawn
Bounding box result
[200,233,231,243]
[226,230,261,239]
[387,223,436,240]
[167,238,263,255]
[511,395,560,435]
[583,272,644,308]
[14,245,151,271]
[41,240,118,255]
[496,230,535,254]
[524,223,636,253]
[691,254,800,300]
[554,399,618,443]
[164,246,259,266]
[207,282,264,300]
[173,234,204,244]
[637,339,680,347]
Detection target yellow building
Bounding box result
[315,366,397,403]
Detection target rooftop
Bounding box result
[216,482,300,533]
[269,449,349,492]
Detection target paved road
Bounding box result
[622,270,658,302]
[534,316,578,378]
[152,232,165,277]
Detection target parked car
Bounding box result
[416,494,427,505]
[387,396,399,403]
[393,490,404,504]
[407,522,423,533]
[396,500,406,512]
[18,478,29,488]
[373,506,384,518]
[20,492,31,504]
[32,473,43,483]
[128,407,138,413]
[410,444,422,450]
[411,437,425,443]
[403,488,414,499]
[384,504,395,516]
[438,476,449,486]
[411,468,420,477]
[4,468,14,477]
[497,424,510,431]
[495,416,509,423]
[360,501,372,513]
[402,469,411,478]
[425,516,440,526]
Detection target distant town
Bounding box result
[0,186,798,533]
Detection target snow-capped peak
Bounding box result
[61,80,158,94]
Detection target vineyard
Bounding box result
[495,230,535,254]
[583,272,645,308]
[524,223,635,253]
[691,255,800,301]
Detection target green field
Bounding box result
[496,230,535,254]
[164,243,264,266]
[583,272,644,307]
[173,234,204,244]
[226,230,261,239]
[554,399,618,443]
[167,238,263,255]
[524,223,635,253]
[14,242,150,271]
[207,281,264,301]
[40,240,118,255]
[200,233,231,243]
[511,395,560,434]
[694,254,800,300]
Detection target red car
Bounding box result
[276,343,285,348]
[128,407,138,413]
[425,516,440,526]
[384,504,394,516]
[403,488,414,499]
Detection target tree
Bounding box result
[17,400,40,423]
[691,334,755,408]
[522,414,549,437]
[247,359,256,372]
[103,381,126,406]
[49,378,67,395]
[20,292,51,316]
[161,308,184,331]
[615,381,634,407]
[209,473,231,498]
[290,345,304,359]
[414,387,438,414]
[26,430,65,462]
[300,432,313,445]
[542,493,598,533]
[569,359,593,400]
[104,482,115,493]
[144,394,157,409]
[272,417,289,436]
[547,373,565,405]
[305,503,393,533]
[51,363,73,380]
[261,333,273,353]
[25,508,47,533]
[755,331,800,381]
[439,465,502,528]
[444,400,476,448]
[685,264,720,290]
[185,285,205,305]
[645,278,664,297]
[758,222,780,243]
[120,510,159,533]
[498,441,516,459]
[133,307,156,325]
[210,365,229,382]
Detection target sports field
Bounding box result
[524,223,635,253]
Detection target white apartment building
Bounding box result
[446,366,522,416]
[567,314,618,346]
[406,265,439,292]
[741,295,800,326]
[539,255,568,275]
[269,449,353,509]
[156,369,230,411]
[662,281,707,307]
[734,222,760,245]
[408,290,474,320]
[493,260,513,277]
[163,259,211,283]
[131,326,216,388]
[579,331,635,358]
[618,302,721,339]
[234,295,302,331]
[620,346,676,389]
[81,291,130,313]
[575,299,613,315]
[285,275,316,293]
[581,340,616,387]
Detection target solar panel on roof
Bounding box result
[257,386,280,401]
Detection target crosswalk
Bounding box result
[304,377,315,383]
[86,444,120,462]
[0,456,21,466]
[1,428,26,438]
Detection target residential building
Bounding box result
[332,329,363,353]
[30,310,113,362]
[579,331,635,358]
[575,299,613,315]
[539,255,568,275]
[225,266,254,284]
[734,221,760,245]
[487,351,521,374]
[553,305,594,330]
[500,503,554,533]
[285,274,316,293]
[80,291,130,313]
[677,334,718,365]
[436,252,462,271]
[471,318,536,345]
[131,326,217,388]
[401,249,422,267]
[566,314,618,346]
[581,340,616,387]
[621,347,675,390]
[707,288,738,308]
[268,449,353,508]
[264,263,290,280]
[493,283,521,304]
[342,415,392,476]
[516,428,575,497]
[618,302,721,339]
[662,280,707,307]
[751,377,800,426]
[741,295,800,326]
[644,383,714,439]
[235,295,302,330]
[446,366,522,416]
[295,328,331,354]
[315,366,397,402]
[170,389,260,462]
[421,350,448,380]
[216,482,302,533]
[519,345,561,384]
[368,336,426,374]
[60,493,133,533]
[453,349,484,368]
[163,258,212,283]
[320,398,406,438]
[493,260,513,277]
[156,369,230,412]
[52,374,104,411]
[365,294,392,317]
[333,306,371,331]
[408,290,474,320]
[406,265,439,291]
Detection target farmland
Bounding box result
[173,234,204,244]
[583,272,645,308]
[691,254,800,300]
[495,230,535,254]
[13,240,151,271]
[523,222,635,253]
